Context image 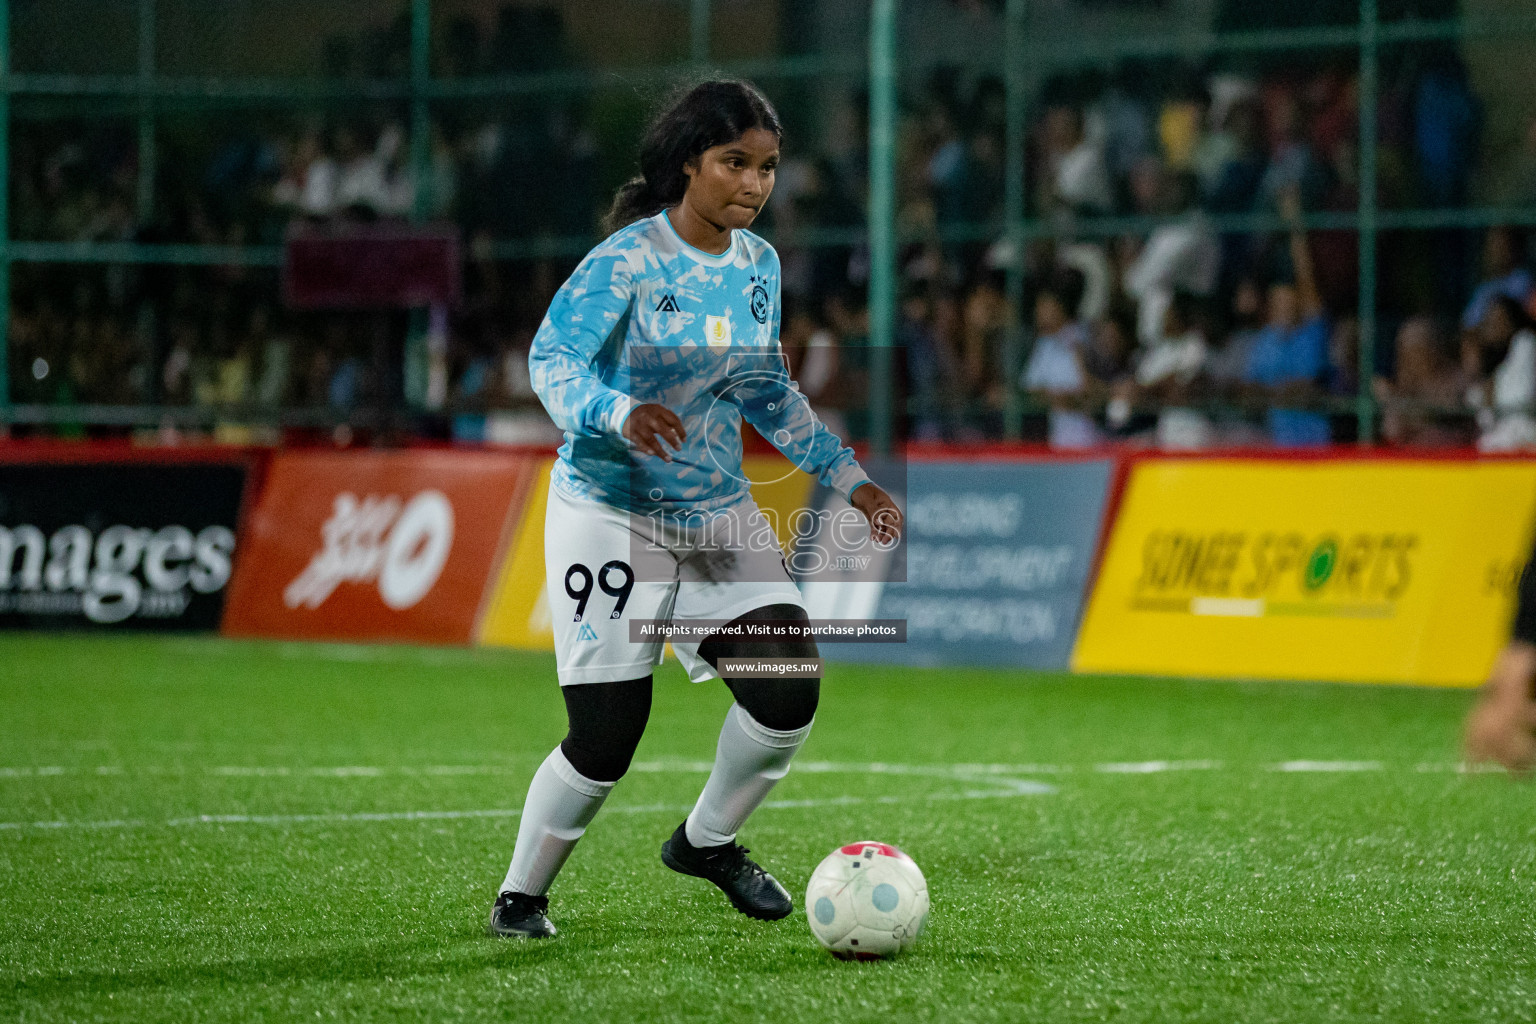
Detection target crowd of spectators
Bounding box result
[9,6,1536,451]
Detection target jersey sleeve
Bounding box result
[528,247,638,437]
[729,275,871,503]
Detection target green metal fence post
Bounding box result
[691,0,711,65]
[410,0,432,223]
[135,0,158,406]
[867,0,897,458]
[136,0,155,223]
[1357,0,1379,445]
[0,0,9,416]
[404,0,433,411]
[1002,0,1027,440]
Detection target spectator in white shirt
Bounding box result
[1123,170,1220,346]
[1467,295,1536,451]
[1134,289,1213,449]
[271,127,337,218]
[1040,104,1113,216]
[334,125,391,217]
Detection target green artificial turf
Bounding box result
[1,634,1532,1023]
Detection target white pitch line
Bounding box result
[1095,760,1222,774]
[1414,761,1507,774]
[940,763,1073,776]
[0,761,1080,779]
[0,764,529,779]
[165,808,525,827]
[1,755,1509,832]
[0,759,1493,780]
[0,774,1055,833]
[0,762,1067,779]
[1271,760,1384,773]
[635,760,1074,777]
[0,817,147,831]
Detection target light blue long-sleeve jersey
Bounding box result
[529,210,870,513]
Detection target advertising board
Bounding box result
[801,458,1115,669]
[1073,459,1536,686]
[0,460,247,630]
[223,449,533,644]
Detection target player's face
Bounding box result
[684,128,779,230]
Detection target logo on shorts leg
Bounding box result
[575,622,599,642]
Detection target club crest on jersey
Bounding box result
[705,314,732,348]
[750,284,770,324]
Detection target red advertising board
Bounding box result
[223,449,534,643]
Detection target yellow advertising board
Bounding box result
[477,454,817,650]
[1073,459,1536,686]
[476,458,558,650]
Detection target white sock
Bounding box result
[500,746,614,897]
[685,703,812,848]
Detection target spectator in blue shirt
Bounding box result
[1460,226,1532,334]
[1243,186,1330,447]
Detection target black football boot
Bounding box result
[488,891,556,938]
[660,821,793,921]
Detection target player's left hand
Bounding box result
[851,483,903,546]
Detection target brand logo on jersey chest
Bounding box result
[655,292,680,313]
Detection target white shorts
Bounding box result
[545,485,806,686]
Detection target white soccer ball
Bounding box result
[805,840,929,959]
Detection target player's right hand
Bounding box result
[1463,642,1536,774]
[1464,697,1536,774]
[622,403,686,461]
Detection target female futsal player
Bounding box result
[489,80,902,937]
